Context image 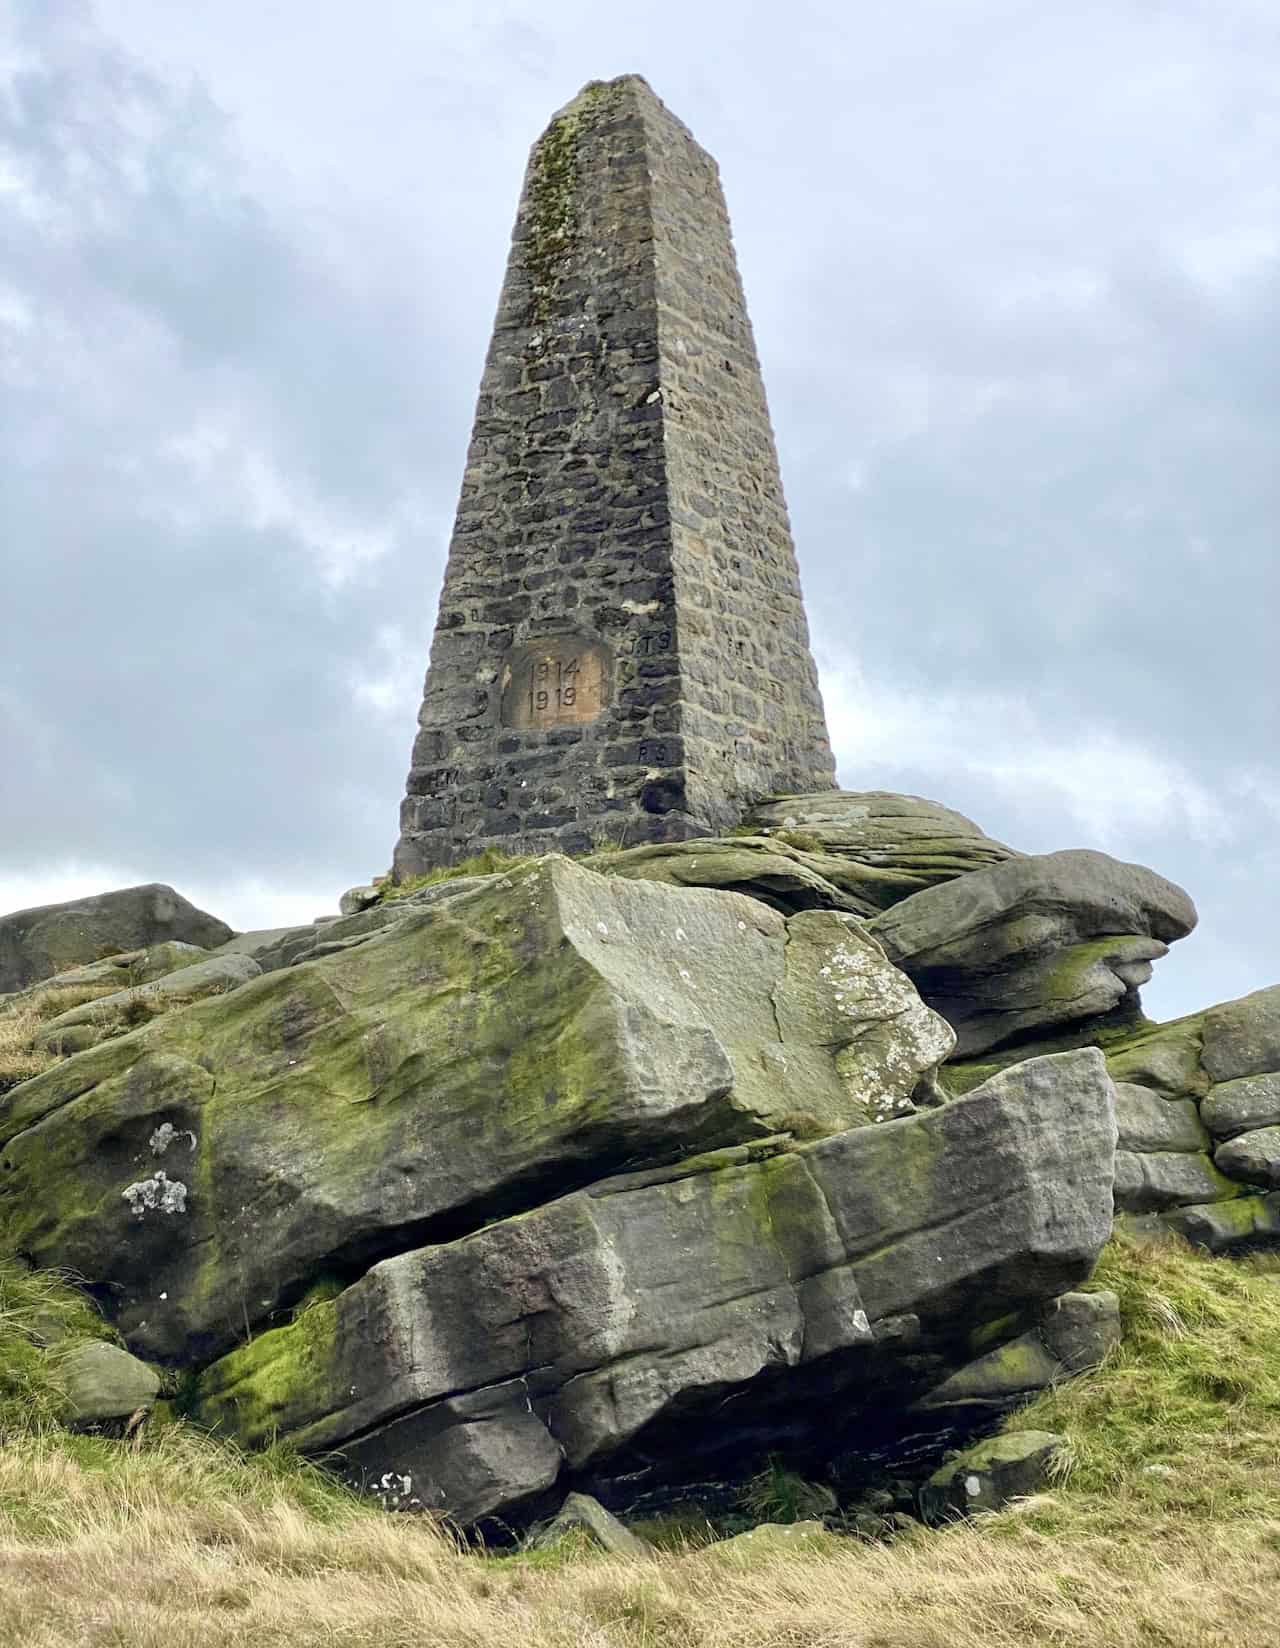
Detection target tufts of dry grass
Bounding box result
[380,850,535,902]
[2,1237,1280,1646]
[0,983,120,1093]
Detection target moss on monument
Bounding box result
[523,79,611,321]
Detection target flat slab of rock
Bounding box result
[1158,1192,1280,1253]
[1114,1083,1207,1154]
[190,1048,1115,1527]
[0,858,952,1363]
[747,792,1020,907]
[706,1521,830,1562]
[869,849,1197,1056]
[0,885,233,994]
[1113,1149,1239,1213]
[588,837,878,917]
[1202,987,1280,1085]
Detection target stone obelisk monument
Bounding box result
[394,75,835,877]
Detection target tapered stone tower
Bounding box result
[394,75,835,877]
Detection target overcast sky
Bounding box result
[2,0,1276,1021]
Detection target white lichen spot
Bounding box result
[674,927,687,943]
[596,921,609,937]
[964,1474,982,1498]
[678,967,693,984]
[737,920,747,932]
[852,1309,870,1334]
[149,1122,197,1156]
[122,1170,188,1218]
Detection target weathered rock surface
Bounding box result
[338,883,383,917]
[589,837,876,916]
[707,1522,830,1561]
[35,953,262,1052]
[1158,1193,1280,1253]
[529,1492,651,1557]
[189,1050,1114,1527]
[1114,1083,1208,1154]
[869,849,1196,1057]
[60,1340,161,1427]
[0,857,952,1363]
[947,984,1280,1247]
[747,791,1020,907]
[589,791,1021,921]
[1215,1127,1280,1188]
[1113,1149,1237,1213]
[919,1430,1064,1523]
[1201,1073,1280,1140]
[2,942,211,1000]
[917,1289,1120,1412]
[0,885,234,995]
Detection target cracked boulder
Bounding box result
[189,1048,1115,1528]
[869,849,1197,1056]
[0,857,952,1364]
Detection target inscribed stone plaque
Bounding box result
[501,637,612,729]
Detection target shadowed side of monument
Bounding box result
[395,75,834,878]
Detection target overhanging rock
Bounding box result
[190,1048,1116,1527]
[0,857,951,1363]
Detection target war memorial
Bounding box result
[1,77,1278,1550]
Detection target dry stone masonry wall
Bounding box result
[395,76,834,877]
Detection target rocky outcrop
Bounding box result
[0,857,953,1364]
[5,786,1272,1532]
[746,791,1020,907]
[869,849,1197,1056]
[0,885,234,995]
[588,791,1019,920]
[188,1050,1114,1526]
[589,837,876,916]
[947,985,1280,1251]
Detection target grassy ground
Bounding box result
[1,1234,1279,1647]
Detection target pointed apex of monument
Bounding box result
[550,73,663,126]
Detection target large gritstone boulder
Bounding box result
[189,1049,1115,1528]
[0,857,953,1364]
[0,885,234,995]
[869,849,1197,1056]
